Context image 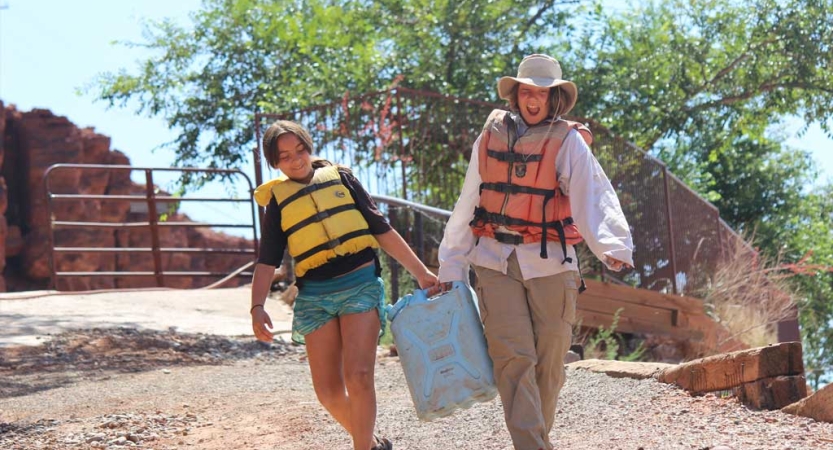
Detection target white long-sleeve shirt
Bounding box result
[437,128,635,283]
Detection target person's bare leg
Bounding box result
[305,318,353,434]
[340,309,382,450]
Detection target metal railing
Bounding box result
[43,164,259,290]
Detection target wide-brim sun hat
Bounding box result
[497,54,578,115]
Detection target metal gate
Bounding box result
[43,164,259,290]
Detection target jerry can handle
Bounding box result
[409,280,468,304]
[386,281,473,323]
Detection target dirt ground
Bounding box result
[2,327,833,450]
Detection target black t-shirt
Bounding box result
[257,169,392,281]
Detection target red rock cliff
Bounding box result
[1,102,255,291]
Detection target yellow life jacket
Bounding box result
[253,165,379,277]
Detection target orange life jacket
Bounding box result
[470,109,593,261]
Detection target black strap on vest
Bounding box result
[294,229,374,264]
[470,207,573,229]
[486,149,543,163]
[470,206,574,263]
[276,179,341,210]
[492,232,524,245]
[540,196,570,263]
[283,203,359,237]
[480,182,553,197]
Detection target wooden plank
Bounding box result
[584,279,704,315]
[576,310,702,340]
[577,281,701,339]
[579,293,675,325]
[658,342,804,393]
[734,375,808,410]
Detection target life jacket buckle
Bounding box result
[493,232,524,245]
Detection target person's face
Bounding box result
[517,84,551,125]
[276,133,313,183]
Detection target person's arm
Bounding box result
[341,170,438,290]
[557,130,634,271]
[251,263,275,342]
[250,198,287,342]
[375,230,438,290]
[437,134,484,283]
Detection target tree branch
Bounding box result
[510,0,581,55]
[685,39,779,101]
[518,0,557,42]
[687,81,833,112]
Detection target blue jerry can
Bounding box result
[386,281,498,421]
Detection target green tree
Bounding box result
[784,184,833,390]
[564,0,833,163]
[370,0,578,98]
[558,0,832,219]
[90,0,579,178]
[91,0,386,176]
[559,0,832,232]
[705,137,816,243]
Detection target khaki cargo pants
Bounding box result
[474,252,578,450]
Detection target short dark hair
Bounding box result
[261,120,314,169]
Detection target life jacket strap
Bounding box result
[493,232,525,245]
[485,149,544,163]
[294,229,373,264]
[276,179,342,210]
[283,203,359,236]
[480,182,553,197]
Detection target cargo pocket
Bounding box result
[561,273,578,326]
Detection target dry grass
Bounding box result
[697,232,798,349]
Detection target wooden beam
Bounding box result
[584,279,704,315]
[658,342,804,393]
[576,280,706,339]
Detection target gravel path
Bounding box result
[2,329,832,450]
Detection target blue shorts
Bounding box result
[291,265,386,345]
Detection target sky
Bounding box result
[1,0,832,237]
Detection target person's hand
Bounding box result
[605,256,632,272]
[425,281,456,297]
[416,270,440,294]
[251,305,274,342]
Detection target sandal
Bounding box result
[373,435,393,450]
